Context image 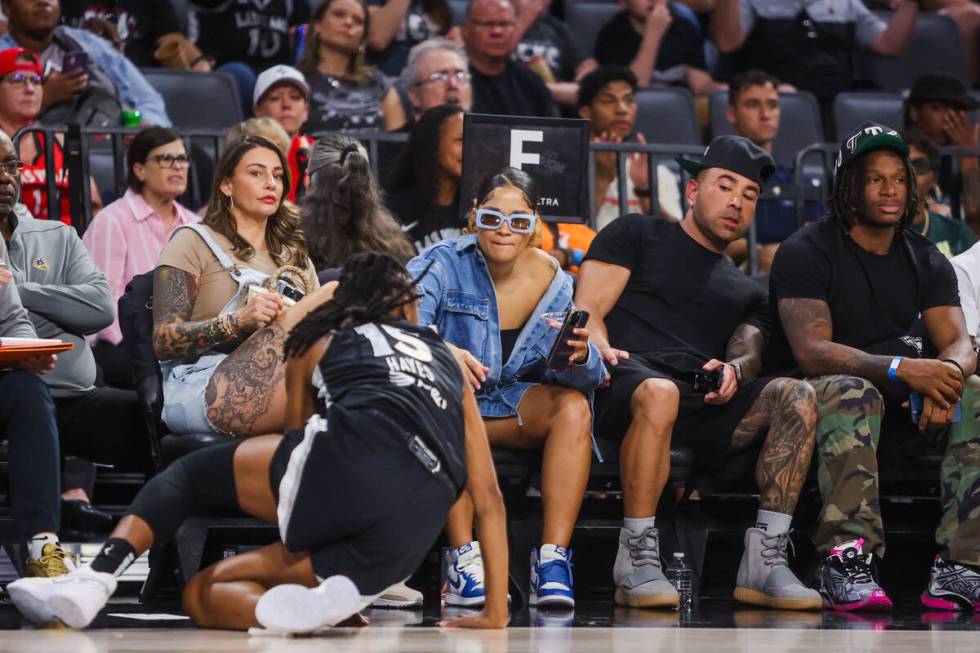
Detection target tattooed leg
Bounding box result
[730,378,817,515]
[205,283,340,436]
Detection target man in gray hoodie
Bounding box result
[0,234,74,576]
[0,130,148,521]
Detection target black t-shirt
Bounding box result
[317,319,466,491]
[304,71,390,133]
[765,217,961,374]
[60,0,180,67]
[385,187,462,252]
[594,9,706,84]
[189,0,310,70]
[470,60,556,118]
[514,13,583,82]
[585,214,769,369]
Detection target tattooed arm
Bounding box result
[725,323,765,381]
[151,265,247,360]
[778,297,963,407]
[778,297,894,384]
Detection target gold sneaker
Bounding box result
[25,543,78,578]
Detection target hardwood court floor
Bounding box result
[2,625,979,653]
[2,599,980,652]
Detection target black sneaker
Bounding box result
[921,555,980,611]
[817,538,892,611]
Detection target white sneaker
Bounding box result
[444,542,486,607]
[7,567,117,627]
[255,575,361,634]
[370,580,424,609]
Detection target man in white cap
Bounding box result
[253,64,313,202]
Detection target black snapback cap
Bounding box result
[676,135,775,188]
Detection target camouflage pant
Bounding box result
[812,375,980,565]
[938,383,980,565]
[810,375,885,558]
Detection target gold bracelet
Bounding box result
[219,313,237,339]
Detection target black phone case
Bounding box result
[546,310,590,371]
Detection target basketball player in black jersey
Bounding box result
[7,253,510,633]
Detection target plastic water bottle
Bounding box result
[666,551,693,610]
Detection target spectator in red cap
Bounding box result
[0,46,100,225]
[252,65,314,203]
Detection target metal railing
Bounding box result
[12,125,228,233]
[16,124,980,277]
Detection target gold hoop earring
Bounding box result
[226,194,234,211]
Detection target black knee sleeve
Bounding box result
[129,440,241,542]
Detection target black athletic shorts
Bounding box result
[595,354,772,472]
[269,405,458,596]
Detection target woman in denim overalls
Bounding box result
[153,136,333,437]
[408,168,606,609]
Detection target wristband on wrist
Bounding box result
[633,186,651,198]
[888,356,903,381]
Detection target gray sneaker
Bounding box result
[613,527,680,609]
[734,527,822,610]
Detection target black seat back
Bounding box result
[118,270,164,471]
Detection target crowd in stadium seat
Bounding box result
[1,0,980,632]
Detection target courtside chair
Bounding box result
[140,69,244,130]
[833,92,904,143]
[861,12,966,92]
[565,2,620,58]
[634,87,702,146]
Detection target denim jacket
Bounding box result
[0,27,171,127]
[407,234,606,423]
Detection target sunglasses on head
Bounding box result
[475,208,536,234]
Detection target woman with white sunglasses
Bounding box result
[407,167,605,611]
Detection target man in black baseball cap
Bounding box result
[576,134,823,612]
[768,121,980,612]
[903,72,980,232]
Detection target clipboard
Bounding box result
[0,339,73,364]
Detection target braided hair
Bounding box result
[828,151,918,234]
[283,252,429,359]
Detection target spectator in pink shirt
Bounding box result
[83,127,198,388]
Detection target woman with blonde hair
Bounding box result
[407,167,605,610]
[152,136,333,437]
[299,0,406,132]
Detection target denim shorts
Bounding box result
[160,353,227,435]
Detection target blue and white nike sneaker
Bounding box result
[444,542,486,607]
[530,545,575,609]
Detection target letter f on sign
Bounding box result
[510,129,544,169]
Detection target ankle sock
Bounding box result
[539,543,568,564]
[90,538,137,577]
[754,509,792,536]
[623,516,655,535]
[28,533,59,560]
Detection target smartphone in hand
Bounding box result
[545,309,590,371]
[62,51,88,73]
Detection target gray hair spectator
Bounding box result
[400,37,473,121]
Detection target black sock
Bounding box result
[90,538,137,576]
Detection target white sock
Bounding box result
[754,509,792,536]
[28,533,60,560]
[539,543,568,564]
[623,516,655,535]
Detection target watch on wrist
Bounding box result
[730,360,743,385]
